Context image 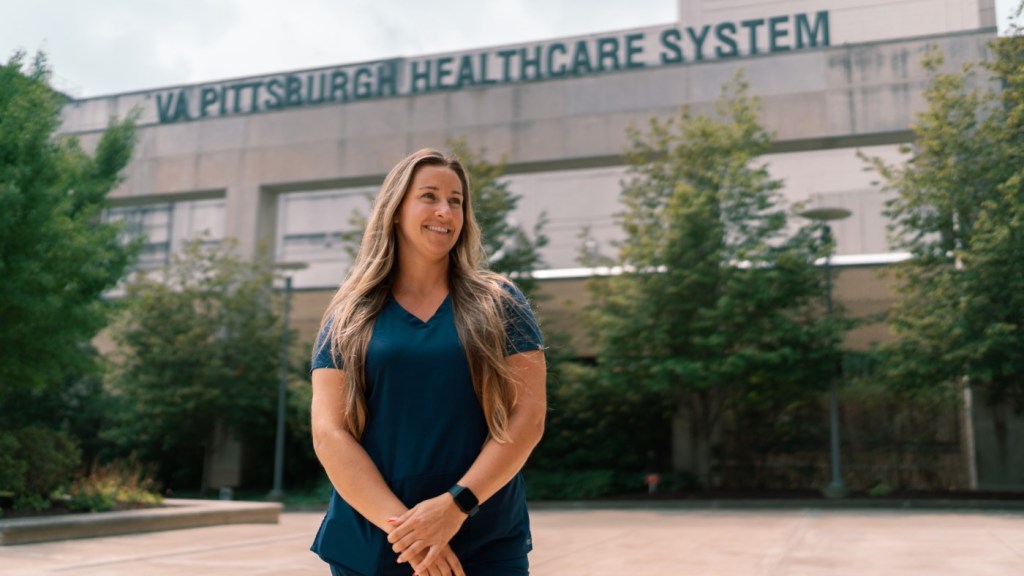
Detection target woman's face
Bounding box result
[394,164,465,263]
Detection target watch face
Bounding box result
[451,485,479,514]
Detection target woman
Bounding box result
[310,148,547,576]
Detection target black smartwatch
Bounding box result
[448,484,479,517]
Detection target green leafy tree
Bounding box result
[865,25,1024,418]
[448,138,549,298]
[587,74,837,485]
[0,52,137,409]
[105,240,283,491]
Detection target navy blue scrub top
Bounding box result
[310,282,543,576]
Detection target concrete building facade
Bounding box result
[62,0,1022,489]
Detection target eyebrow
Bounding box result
[418,184,463,195]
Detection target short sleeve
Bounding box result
[311,319,343,372]
[502,282,544,356]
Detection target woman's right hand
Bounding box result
[407,543,464,576]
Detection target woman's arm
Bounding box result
[387,350,547,567]
[312,368,466,575]
[311,367,409,531]
[455,349,547,500]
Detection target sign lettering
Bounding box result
[153,11,829,124]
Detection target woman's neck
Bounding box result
[392,252,450,297]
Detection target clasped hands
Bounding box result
[386,493,467,576]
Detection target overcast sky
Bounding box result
[1,0,1019,98]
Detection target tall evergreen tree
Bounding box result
[588,75,837,485]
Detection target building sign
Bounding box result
[154,11,829,124]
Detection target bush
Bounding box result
[524,469,620,500]
[0,426,81,510]
[64,459,163,513]
[0,432,28,496]
[530,362,672,473]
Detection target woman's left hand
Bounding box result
[386,493,467,568]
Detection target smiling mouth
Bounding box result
[426,226,450,234]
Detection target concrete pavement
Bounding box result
[1,507,1023,575]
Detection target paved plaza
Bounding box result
[2,507,1023,575]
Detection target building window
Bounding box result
[504,166,626,269]
[276,187,375,287]
[106,198,226,269]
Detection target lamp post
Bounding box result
[799,207,851,499]
[269,262,307,501]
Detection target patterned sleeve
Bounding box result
[310,318,343,372]
[502,282,544,356]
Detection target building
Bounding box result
[63,0,1021,489]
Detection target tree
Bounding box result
[447,138,549,298]
[587,74,838,486]
[0,51,137,409]
[865,22,1024,426]
[104,239,283,491]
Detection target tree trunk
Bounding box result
[670,392,720,488]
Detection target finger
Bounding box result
[397,539,427,563]
[407,550,428,573]
[392,529,425,555]
[387,522,412,544]
[447,551,465,576]
[437,550,457,576]
[411,548,438,576]
[430,559,449,576]
[388,522,419,546]
[385,517,403,542]
[419,545,441,571]
[396,508,414,523]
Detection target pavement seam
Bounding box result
[990,529,1024,562]
[756,510,815,576]
[47,533,310,573]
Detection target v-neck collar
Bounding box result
[389,293,451,327]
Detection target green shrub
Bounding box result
[524,469,619,500]
[0,426,81,510]
[14,426,81,497]
[656,471,700,492]
[531,362,672,474]
[868,482,895,497]
[64,459,163,513]
[13,494,52,512]
[0,432,28,496]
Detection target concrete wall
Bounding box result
[61,29,993,275]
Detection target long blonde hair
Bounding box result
[319,148,521,442]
